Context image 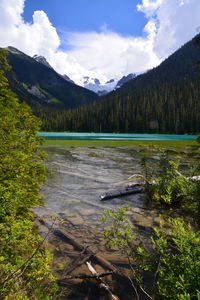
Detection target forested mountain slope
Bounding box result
[4,47,98,109]
[38,35,200,133]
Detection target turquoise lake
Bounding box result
[38,132,197,141]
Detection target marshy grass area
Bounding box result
[44,139,199,148]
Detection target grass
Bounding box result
[43,139,199,148]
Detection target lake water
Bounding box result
[38,132,197,141]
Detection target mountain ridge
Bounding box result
[80,73,137,95]
[4,46,99,109]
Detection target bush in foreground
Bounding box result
[0,49,57,298]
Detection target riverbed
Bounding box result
[36,146,162,246]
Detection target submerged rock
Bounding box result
[69,216,84,226]
[79,208,96,216]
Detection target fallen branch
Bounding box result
[59,271,114,280]
[175,170,200,181]
[190,175,200,181]
[86,261,119,300]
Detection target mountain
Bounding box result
[4,47,98,109]
[40,35,200,133]
[81,74,138,96]
[32,54,75,84]
[81,76,118,96]
[115,73,136,89]
[62,74,75,84]
[33,54,54,69]
[31,53,137,97]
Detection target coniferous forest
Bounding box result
[34,77,200,133]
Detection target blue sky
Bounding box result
[23,0,146,38]
[0,0,200,84]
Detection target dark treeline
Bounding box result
[33,76,200,133]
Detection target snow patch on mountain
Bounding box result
[80,76,118,96]
[33,55,53,69]
[6,46,25,55]
[115,73,136,89]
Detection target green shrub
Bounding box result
[102,207,200,299]
[142,155,200,222]
[0,49,57,298]
[152,219,200,299]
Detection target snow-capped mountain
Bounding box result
[80,76,118,96]
[33,55,54,69]
[33,55,75,84]
[115,73,136,89]
[32,54,138,95]
[80,73,139,96]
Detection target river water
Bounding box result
[36,146,164,253]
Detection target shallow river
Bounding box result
[36,146,163,254]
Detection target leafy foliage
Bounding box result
[102,205,134,250]
[142,155,200,223]
[152,219,200,299]
[0,49,57,299]
[102,207,200,299]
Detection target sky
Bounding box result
[0,0,200,85]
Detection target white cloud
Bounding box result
[153,0,200,58]
[0,0,199,84]
[64,30,160,81]
[138,0,200,59]
[0,0,24,27]
[137,0,163,17]
[0,2,59,56]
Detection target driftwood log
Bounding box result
[100,171,200,201]
[38,217,118,273]
[100,183,145,201]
